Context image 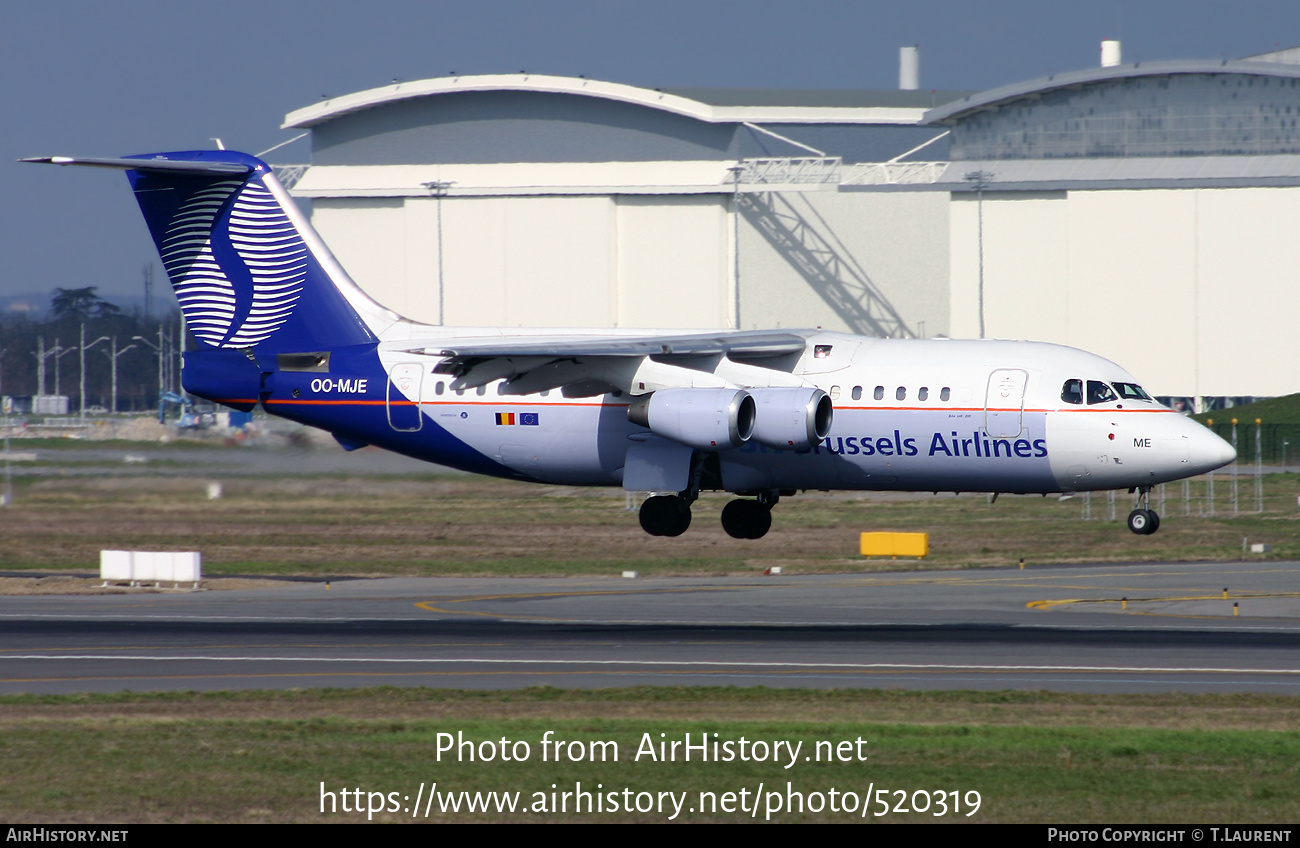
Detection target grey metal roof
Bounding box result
[1243,46,1300,63]
[842,154,1300,193]
[923,60,1300,125]
[287,74,959,132]
[663,87,971,110]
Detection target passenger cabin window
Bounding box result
[918,387,929,401]
[1061,379,1083,405]
[940,387,951,402]
[829,385,841,400]
[851,386,863,401]
[496,384,505,395]
[1087,380,1117,405]
[455,387,465,396]
[435,382,445,396]
[896,387,906,401]
[1112,382,1152,401]
[873,386,885,401]
[476,385,487,396]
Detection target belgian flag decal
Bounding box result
[495,412,540,425]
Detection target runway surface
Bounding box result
[4,559,1300,694]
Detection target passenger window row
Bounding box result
[840,385,952,403]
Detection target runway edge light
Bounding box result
[860,532,928,560]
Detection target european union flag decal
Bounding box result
[520,412,540,426]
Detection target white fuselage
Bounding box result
[365,331,1234,494]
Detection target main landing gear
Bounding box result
[639,494,693,537]
[638,489,781,540]
[720,492,777,539]
[1126,486,1161,535]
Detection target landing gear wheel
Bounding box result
[720,499,772,539]
[1127,508,1159,535]
[639,495,692,537]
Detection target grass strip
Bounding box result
[6,473,1300,576]
[3,687,1298,823]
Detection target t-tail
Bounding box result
[25,150,398,410]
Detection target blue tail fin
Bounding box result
[122,150,386,352]
[118,150,387,353]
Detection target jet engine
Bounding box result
[748,387,833,450]
[626,388,755,451]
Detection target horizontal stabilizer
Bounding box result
[21,155,253,174]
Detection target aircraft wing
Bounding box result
[432,330,808,361]
[393,330,813,396]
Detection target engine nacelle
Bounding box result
[626,388,755,451]
[748,387,833,450]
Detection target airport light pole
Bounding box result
[101,338,136,414]
[80,323,110,418]
[421,180,454,325]
[2,392,10,507]
[728,164,746,331]
[133,329,165,405]
[52,340,76,399]
[964,170,994,339]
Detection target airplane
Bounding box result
[24,150,1236,539]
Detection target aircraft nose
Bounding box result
[1190,423,1236,473]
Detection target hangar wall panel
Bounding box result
[1194,187,1300,397]
[741,191,949,336]
[1064,190,1199,395]
[441,196,616,327]
[615,196,729,328]
[951,190,1198,395]
[310,198,414,314]
[950,186,1300,398]
[949,192,1069,342]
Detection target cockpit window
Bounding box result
[1061,379,1083,405]
[1087,380,1117,404]
[1111,382,1151,401]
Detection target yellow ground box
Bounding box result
[859,532,929,559]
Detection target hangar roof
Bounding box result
[923,60,1300,125]
[285,73,968,130]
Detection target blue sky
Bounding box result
[3,0,1296,304]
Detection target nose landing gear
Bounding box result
[1126,486,1161,535]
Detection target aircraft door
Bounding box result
[386,362,424,432]
[984,369,1028,438]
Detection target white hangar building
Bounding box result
[280,52,1300,408]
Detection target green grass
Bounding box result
[1192,394,1300,461]
[6,471,1300,576]
[1194,393,1300,426]
[3,688,1298,823]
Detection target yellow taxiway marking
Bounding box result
[1028,591,1300,612]
[415,586,744,620]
